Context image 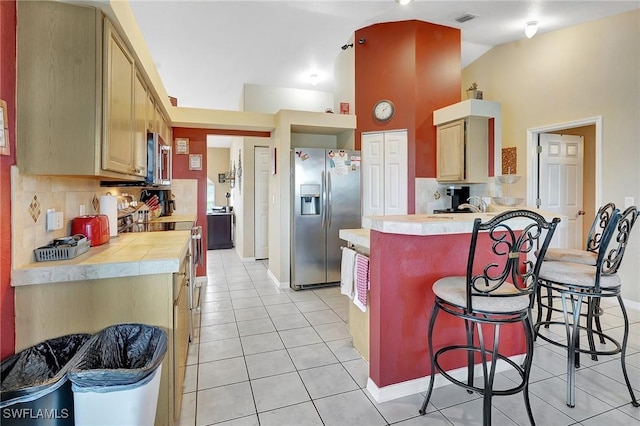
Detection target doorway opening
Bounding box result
[526,116,602,248]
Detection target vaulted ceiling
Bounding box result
[129,1,639,112]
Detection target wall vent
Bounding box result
[455,13,477,23]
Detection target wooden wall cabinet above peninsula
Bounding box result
[434,99,502,184]
[16,1,168,180]
[436,117,488,183]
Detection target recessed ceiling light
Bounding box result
[396,0,412,5]
[309,73,319,86]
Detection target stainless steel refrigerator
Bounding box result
[291,148,361,290]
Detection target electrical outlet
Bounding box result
[624,197,634,208]
[46,211,64,231]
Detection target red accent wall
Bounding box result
[172,128,210,277]
[369,230,525,387]
[355,20,461,213]
[0,0,17,358]
[171,128,270,277]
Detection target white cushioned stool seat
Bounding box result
[539,261,621,290]
[433,276,531,313]
[542,248,598,265]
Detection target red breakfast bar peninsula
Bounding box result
[339,210,565,403]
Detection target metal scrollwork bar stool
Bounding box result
[536,202,617,356]
[419,210,560,426]
[535,206,639,408]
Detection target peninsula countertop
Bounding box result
[12,215,197,287]
[342,209,565,249]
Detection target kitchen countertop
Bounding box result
[343,209,565,247]
[339,228,371,249]
[150,214,197,223]
[12,218,194,287]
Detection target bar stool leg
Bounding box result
[617,295,640,407]
[543,286,554,328]
[592,299,606,344]
[478,323,500,426]
[419,304,440,415]
[523,315,536,426]
[562,292,583,407]
[585,298,599,361]
[466,319,475,392]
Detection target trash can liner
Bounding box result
[67,324,167,393]
[1,333,92,407]
[70,363,159,394]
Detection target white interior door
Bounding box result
[362,132,385,218]
[383,131,408,216]
[254,147,270,259]
[361,130,408,221]
[538,133,584,249]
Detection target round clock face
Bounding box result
[373,100,395,122]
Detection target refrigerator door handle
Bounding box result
[321,170,326,229]
[327,171,333,228]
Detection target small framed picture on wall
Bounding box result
[189,154,202,171]
[175,138,189,154]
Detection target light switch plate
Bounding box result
[47,211,64,231]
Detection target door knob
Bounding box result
[576,210,586,218]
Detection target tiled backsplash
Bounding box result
[415,178,495,213]
[11,166,136,268]
[170,179,198,215]
[11,167,197,269]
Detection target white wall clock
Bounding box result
[373,99,395,122]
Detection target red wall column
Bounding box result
[0,0,17,358]
[172,128,209,277]
[355,20,461,214]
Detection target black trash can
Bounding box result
[0,333,92,425]
[67,323,167,426]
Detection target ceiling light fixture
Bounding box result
[396,0,412,5]
[525,21,538,38]
[309,73,319,86]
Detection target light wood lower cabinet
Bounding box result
[14,271,189,425]
[173,259,190,417]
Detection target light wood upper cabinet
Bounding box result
[133,70,149,177]
[17,1,104,176]
[16,1,172,181]
[102,20,136,175]
[436,117,488,183]
[146,93,157,133]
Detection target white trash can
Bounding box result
[67,324,167,426]
[72,363,162,426]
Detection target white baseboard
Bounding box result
[366,354,526,403]
[195,276,207,286]
[241,257,256,262]
[266,269,289,289]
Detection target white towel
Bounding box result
[353,253,370,312]
[340,247,357,299]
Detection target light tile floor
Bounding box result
[177,249,640,426]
